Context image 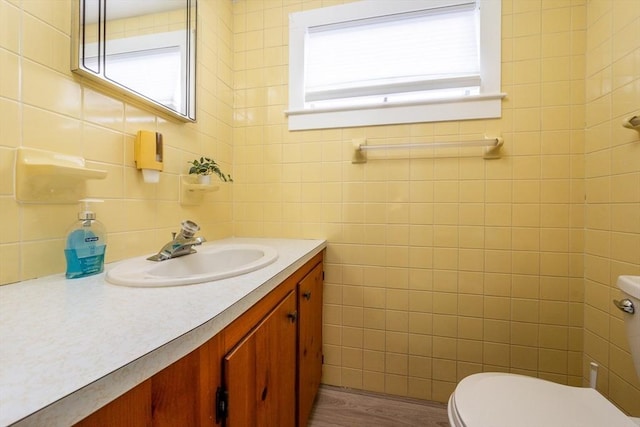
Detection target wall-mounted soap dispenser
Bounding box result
[134,131,163,183]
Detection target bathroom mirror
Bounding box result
[72,0,197,122]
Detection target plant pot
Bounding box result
[197,175,212,185]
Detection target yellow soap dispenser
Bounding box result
[134,130,163,183]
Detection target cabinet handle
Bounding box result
[287,311,298,323]
[303,291,312,300]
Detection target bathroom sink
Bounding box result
[106,243,278,287]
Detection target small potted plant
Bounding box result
[187,157,233,184]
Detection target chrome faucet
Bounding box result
[147,220,206,261]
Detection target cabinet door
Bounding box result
[201,333,224,427]
[74,350,201,427]
[73,380,152,427]
[151,347,200,427]
[297,262,323,427]
[224,290,297,427]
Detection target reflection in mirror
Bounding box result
[73,0,196,122]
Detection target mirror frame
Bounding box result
[71,0,197,122]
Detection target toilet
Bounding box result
[448,275,640,427]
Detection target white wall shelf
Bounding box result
[14,148,107,204]
[180,175,219,205]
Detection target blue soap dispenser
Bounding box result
[65,199,107,279]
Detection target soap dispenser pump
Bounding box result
[65,199,107,279]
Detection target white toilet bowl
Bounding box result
[449,276,640,427]
[448,372,637,427]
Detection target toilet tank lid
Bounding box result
[618,276,640,299]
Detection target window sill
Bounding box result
[285,92,506,131]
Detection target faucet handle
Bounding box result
[180,220,200,238]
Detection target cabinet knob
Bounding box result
[287,311,298,323]
[302,291,312,300]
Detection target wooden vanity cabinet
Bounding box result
[297,262,324,427]
[223,290,297,427]
[74,380,152,427]
[75,335,222,427]
[75,252,323,427]
[219,251,323,426]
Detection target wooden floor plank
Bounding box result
[308,385,451,427]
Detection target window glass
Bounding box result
[287,0,503,130]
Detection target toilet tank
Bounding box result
[617,275,640,380]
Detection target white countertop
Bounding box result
[0,237,326,426]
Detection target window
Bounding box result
[287,0,503,130]
[84,31,193,113]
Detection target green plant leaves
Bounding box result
[187,157,233,182]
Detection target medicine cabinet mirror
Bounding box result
[72,0,197,122]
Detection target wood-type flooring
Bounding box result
[308,385,451,427]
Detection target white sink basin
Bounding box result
[106,243,278,287]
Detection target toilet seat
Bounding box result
[448,373,636,427]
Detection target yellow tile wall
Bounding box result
[232,0,640,415]
[0,0,235,284]
[583,0,640,415]
[1,0,638,417]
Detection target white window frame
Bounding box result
[286,0,504,131]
